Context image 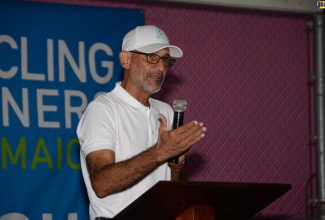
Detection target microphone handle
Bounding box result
[168,112,184,164]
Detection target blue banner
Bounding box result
[0,1,144,219]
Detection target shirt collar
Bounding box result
[113,82,154,110]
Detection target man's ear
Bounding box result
[119,51,131,69]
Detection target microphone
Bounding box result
[168,98,187,164]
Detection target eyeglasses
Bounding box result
[130,51,176,67]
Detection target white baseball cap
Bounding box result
[122,25,183,58]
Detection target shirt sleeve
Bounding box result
[77,101,116,157]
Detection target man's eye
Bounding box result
[148,54,156,59]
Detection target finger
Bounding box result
[178,154,186,163]
[190,124,206,141]
[174,121,205,138]
[158,113,168,132]
[179,124,206,148]
[193,122,206,138]
[172,121,200,135]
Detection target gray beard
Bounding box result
[142,77,165,94]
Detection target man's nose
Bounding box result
[155,58,166,71]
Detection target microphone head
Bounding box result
[173,98,187,112]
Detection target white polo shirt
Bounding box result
[77,82,173,219]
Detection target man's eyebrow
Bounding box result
[152,52,171,57]
[161,53,171,57]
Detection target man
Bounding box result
[77,25,206,220]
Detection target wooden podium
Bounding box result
[113,181,291,220]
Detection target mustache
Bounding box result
[149,71,164,81]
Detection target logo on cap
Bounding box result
[155,28,168,41]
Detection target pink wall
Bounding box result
[35,0,314,218]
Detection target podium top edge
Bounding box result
[155,180,292,189]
